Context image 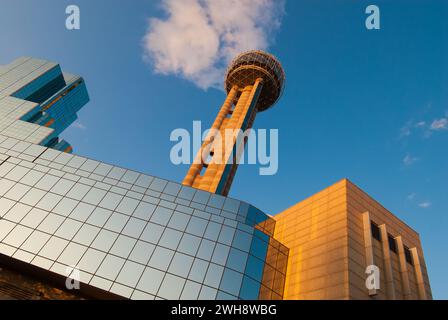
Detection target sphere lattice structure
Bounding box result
[225,50,285,112]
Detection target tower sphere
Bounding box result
[225,50,285,112]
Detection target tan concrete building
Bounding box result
[273,179,432,300]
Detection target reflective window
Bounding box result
[148,246,174,270]
[186,216,207,237]
[121,171,139,184]
[78,248,106,273]
[110,283,132,299]
[168,252,194,278]
[167,212,190,232]
[158,274,185,300]
[227,248,248,272]
[122,217,146,238]
[79,159,100,172]
[3,225,33,247]
[0,220,16,242]
[178,186,196,201]
[69,202,95,222]
[34,175,59,191]
[211,243,230,266]
[197,239,215,261]
[0,198,14,218]
[158,228,182,250]
[149,178,167,192]
[20,170,45,187]
[129,241,155,265]
[133,202,156,221]
[20,208,48,229]
[91,229,118,252]
[180,281,201,300]
[192,190,210,205]
[86,207,112,228]
[204,221,221,242]
[220,268,243,296]
[39,237,69,260]
[5,183,31,201]
[178,233,201,256]
[57,242,87,266]
[239,275,261,300]
[55,219,82,240]
[208,194,225,209]
[116,197,139,215]
[37,213,64,234]
[89,276,112,292]
[50,179,75,196]
[249,236,268,260]
[107,167,126,180]
[82,188,107,206]
[218,226,236,246]
[204,263,224,288]
[110,235,136,258]
[150,206,173,225]
[66,183,91,200]
[4,203,32,223]
[21,230,50,253]
[20,188,46,206]
[116,261,145,287]
[164,182,181,196]
[232,230,252,252]
[93,163,113,176]
[73,224,100,246]
[137,267,164,295]
[99,192,123,211]
[140,223,164,244]
[96,255,125,281]
[53,198,78,217]
[198,286,217,300]
[5,166,30,181]
[36,192,62,211]
[245,255,265,282]
[104,213,129,233]
[223,198,240,214]
[135,175,153,188]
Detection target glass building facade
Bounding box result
[0,57,288,300]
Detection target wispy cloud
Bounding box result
[418,202,432,208]
[430,118,448,131]
[143,0,285,90]
[72,122,87,130]
[407,193,416,201]
[403,154,418,166]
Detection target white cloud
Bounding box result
[430,118,448,131]
[143,0,285,89]
[403,154,418,166]
[72,122,87,130]
[418,202,432,208]
[407,193,416,201]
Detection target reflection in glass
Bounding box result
[91,229,118,252]
[148,246,174,270]
[96,254,126,280]
[116,261,145,287]
[157,274,185,300]
[168,252,194,278]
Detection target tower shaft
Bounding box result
[183,78,264,196]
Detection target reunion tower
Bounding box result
[182,50,286,196]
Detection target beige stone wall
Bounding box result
[273,179,432,300]
[273,180,350,300]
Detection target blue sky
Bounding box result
[0,0,447,298]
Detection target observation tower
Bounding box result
[182,50,285,196]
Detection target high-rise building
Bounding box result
[0,53,431,300]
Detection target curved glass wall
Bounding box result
[0,134,288,300]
